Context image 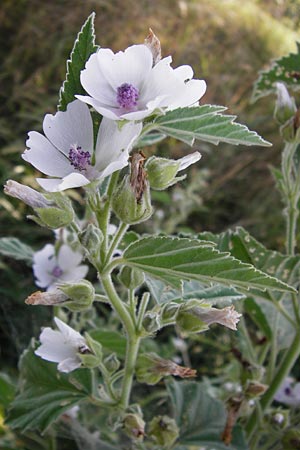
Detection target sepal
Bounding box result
[148,415,179,447]
[59,279,95,311]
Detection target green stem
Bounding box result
[101,274,134,335]
[136,292,150,331]
[285,204,298,255]
[105,222,129,265]
[119,335,141,408]
[246,331,300,438]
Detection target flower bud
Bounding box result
[281,429,300,450]
[274,83,296,125]
[4,180,52,208]
[79,332,102,369]
[142,311,161,334]
[31,192,74,229]
[177,302,241,334]
[160,302,180,325]
[145,152,201,191]
[245,380,268,398]
[118,266,145,290]
[59,280,95,311]
[136,353,196,385]
[144,28,161,66]
[123,413,145,441]
[103,353,120,374]
[78,223,103,262]
[112,175,153,225]
[271,410,289,429]
[148,415,179,447]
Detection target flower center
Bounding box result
[116,83,139,109]
[52,265,63,278]
[69,145,91,171]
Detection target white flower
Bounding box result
[22,100,142,192]
[76,44,206,121]
[33,243,88,291]
[275,377,300,407]
[35,317,89,373]
[194,305,242,330]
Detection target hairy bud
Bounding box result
[59,280,95,311]
[118,266,145,290]
[123,413,145,441]
[148,415,179,447]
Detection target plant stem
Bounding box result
[119,334,141,409]
[136,292,150,331]
[246,331,300,439]
[105,222,129,265]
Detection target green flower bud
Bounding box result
[78,223,103,262]
[176,308,208,334]
[59,279,95,311]
[32,192,74,229]
[281,429,300,450]
[142,311,161,334]
[274,83,297,125]
[118,266,145,290]
[112,175,153,225]
[148,415,179,447]
[123,413,145,441]
[145,152,201,191]
[160,302,180,325]
[270,410,289,429]
[79,332,102,369]
[136,353,196,385]
[103,353,120,374]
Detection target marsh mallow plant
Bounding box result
[2,14,300,450]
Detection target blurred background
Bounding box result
[1,0,300,367]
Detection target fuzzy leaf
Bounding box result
[0,237,34,265]
[252,42,300,102]
[146,277,245,306]
[123,236,295,293]
[152,105,271,147]
[167,380,248,449]
[58,13,98,111]
[6,344,93,432]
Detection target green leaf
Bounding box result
[6,343,93,432]
[0,237,34,265]
[136,131,166,147]
[58,13,98,111]
[89,329,127,357]
[252,42,300,102]
[244,298,272,340]
[0,373,16,407]
[146,277,245,305]
[167,379,248,450]
[152,105,271,147]
[123,236,295,292]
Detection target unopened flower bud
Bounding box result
[103,353,120,373]
[245,380,268,398]
[59,279,95,311]
[78,223,103,262]
[142,312,161,334]
[274,83,296,125]
[79,332,102,369]
[281,428,300,450]
[4,180,52,208]
[145,152,201,191]
[136,353,196,385]
[118,266,145,290]
[144,28,161,66]
[123,413,145,441]
[25,289,68,306]
[177,302,241,334]
[160,302,180,325]
[271,410,289,429]
[148,415,179,447]
[112,174,152,224]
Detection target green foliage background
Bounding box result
[0,0,300,382]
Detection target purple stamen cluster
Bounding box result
[117,83,139,109]
[69,145,91,171]
[52,265,63,278]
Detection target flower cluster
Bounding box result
[21,39,205,191]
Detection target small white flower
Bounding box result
[35,317,89,373]
[194,305,242,330]
[33,243,88,291]
[22,100,142,192]
[275,377,300,406]
[77,44,206,121]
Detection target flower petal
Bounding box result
[57,245,83,270]
[95,118,142,173]
[33,244,56,288]
[23,132,71,177]
[54,317,86,346]
[35,328,74,362]
[57,357,82,373]
[178,152,201,171]
[75,95,121,120]
[36,173,90,192]
[43,100,94,156]
[59,265,88,283]
[168,79,207,110]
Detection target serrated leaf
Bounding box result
[252,42,300,102]
[6,343,93,432]
[89,329,127,357]
[122,236,295,293]
[151,105,270,147]
[167,379,248,450]
[0,237,34,265]
[58,13,98,111]
[146,276,245,306]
